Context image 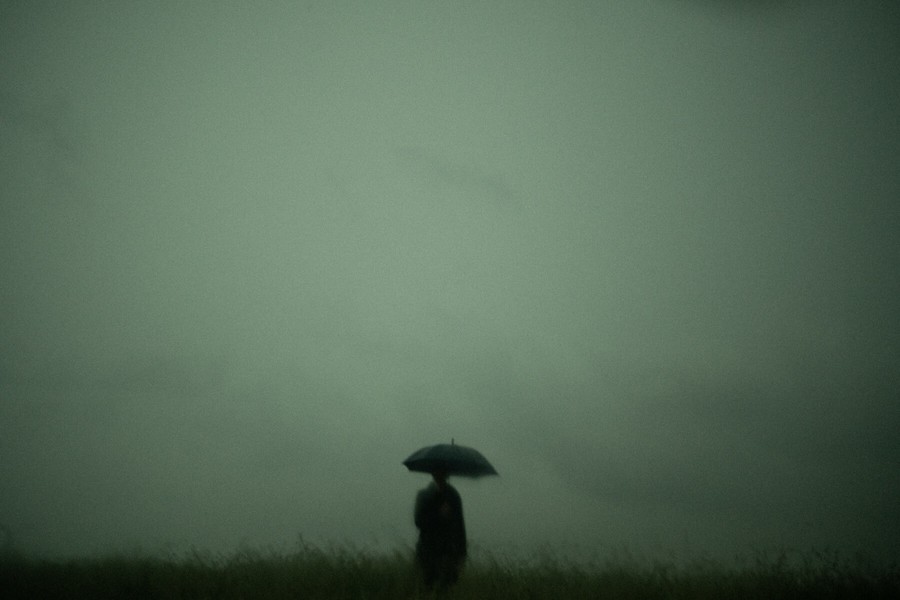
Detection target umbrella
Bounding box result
[403,440,498,477]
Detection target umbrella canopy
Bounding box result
[403,440,498,478]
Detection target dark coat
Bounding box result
[414,481,467,561]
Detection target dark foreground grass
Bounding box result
[2,544,898,599]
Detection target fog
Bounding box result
[2,1,898,563]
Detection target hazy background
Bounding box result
[2,1,898,564]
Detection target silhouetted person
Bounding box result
[414,470,466,590]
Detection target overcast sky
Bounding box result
[2,1,898,564]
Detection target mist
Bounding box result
[2,1,898,563]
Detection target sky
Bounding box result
[1,0,898,564]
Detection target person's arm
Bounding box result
[450,490,467,556]
[414,488,437,529]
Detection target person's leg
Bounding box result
[418,554,439,590]
[435,555,462,590]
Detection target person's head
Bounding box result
[432,469,448,489]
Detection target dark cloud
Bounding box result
[671,0,813,18]
[2,0,899,563]
[393,145,519,208]
[0,90,86,199]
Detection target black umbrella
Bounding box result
[403,440,498,478]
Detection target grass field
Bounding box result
[2,542,898,599]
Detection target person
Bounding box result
[413,469,467,590]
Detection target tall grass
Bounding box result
[2,541,897,599]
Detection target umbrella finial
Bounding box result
[451,438,455,445]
